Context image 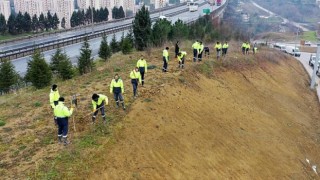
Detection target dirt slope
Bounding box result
[89,56,320,179]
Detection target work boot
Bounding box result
[92,116,96,125]
[116,102,119,108]
[62,137,70,146]
[103,116,107,125]
[122,103,126,110]
[58,136,62,143]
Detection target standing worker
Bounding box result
[222,41,229,56]
[246,42,251,55]
[49,84,60,125]
[192,40,199,62]
[198,42,204,62]
[92,93,108,124]
[54,97,73,145]
[215,41,222,60]
[136,55,147,86]
[110,74,126,110]
[177,51,187,69]
[130,67,142,98]
[241,41,246,55]
[175,41,180,58]
[162,47,169,72]
[253,43,258,54]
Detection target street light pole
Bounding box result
[310,43,320,89]
[91,0,94,34]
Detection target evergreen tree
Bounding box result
[31,14,39,32]
[103,7,109,21]
[112,7,118,19]
[119,6,125,18]
[110,34,119,53]
[119,32,125,48]
[151,19,172,46]
[133,5,151,51]
[25,50,52,89]
[50,48,73,80]
[77,37,93,75]
[45,12,53,31]
[121,37,133,54]
[23,12,32,32]
[126,29,135,47]
[52,13,60,29]
[7,14,16,35]
[76,10,83,25]
[0,14,7,34]
[86,7,93,24]
[0,59,19,93]
[61,17,66,29]
[38,13,46,31]
[70,11,77,27]
[170,19,189,40]
[98,34,112,61]
[15,12,24,33]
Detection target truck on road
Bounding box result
[285,46,301,57]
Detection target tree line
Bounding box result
[0,11,61,35]
[70,7,109,28]
[0,5,242,93]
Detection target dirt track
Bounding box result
[87,55,320,179]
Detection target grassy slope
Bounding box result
[0,41,320,179]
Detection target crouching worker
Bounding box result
[177,51,187,69]
[110,74,126,110]
[92,93,108,124]
[54,97,73,145]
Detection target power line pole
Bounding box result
[310,43,320,89]
[91,0,94,34]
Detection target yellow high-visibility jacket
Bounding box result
[136,59,148,73]
[222,43,229,49]
[163,49,169,62]
[130,70,142,84]
[110,79,124,93]
[215,43,222,50]
[177,51,187,62]
[92,94,108,110]
[54,102,73,118]
[49,89,60,108]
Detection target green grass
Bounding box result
[302,31,317,42]
[0,32,33,42]
[0,120,5,127]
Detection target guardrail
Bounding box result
[0,2,188,46]
[0,8,189,60]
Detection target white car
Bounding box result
[308,54,320,67]
[285,46,301,57]
[305,41,312,46]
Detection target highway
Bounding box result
[12,0,225,76]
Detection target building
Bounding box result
[14,0,43,16]
[55,0,74,28]
[0,0,11,20]
[42,0,55,13]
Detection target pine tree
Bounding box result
[45,12,53,31]
[7,14,16,35]
[70,11,77,27]
[23,12,32,32]
[121,37,133,54]
[77,37,93,75]
[103,7,109,21]
[119,6,125,18]
[119,32,125,48]
[112,7,118,19]
[0,14,6,35]
[25,50,52,89]
[126,28,134,46]
[31,14,39,32]
[170,19,189,40]
[52,13,60,29]
[38,13,45,31]
[61,17,66,29]
[50,48,73,80]
[110,34,119,53]
[151,19,172,46]
[133,5,151,51]
[15,12,24,33]
[98,34,112,61]
[0,59,19,93]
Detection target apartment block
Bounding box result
[55,0,74,28]
[0,0,10,20]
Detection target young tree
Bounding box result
[23,12,32,32]
[103,7,109,21]
[119,6,125,18]
[119,32,125,48]
[126,29,135,47]
[15,12,24,33]
[46,11,53,30]
[70,11,77,27]
[0,59,19,93]
[52,13,60,29]
[98,34,112,61]
[170,19,189,40]
[25,50,52,89]
[0,14,7,34]
[110,34,119,53]
[112,7,118,19]
[7,14,16,35]
[50,48,73,80]
[38,13,46,31]
[151,19,172,46]
[121,37,133,54]
[77,37,93,75]
[31,14,39,32]
[133,5,151,51]
[61,17,66,29]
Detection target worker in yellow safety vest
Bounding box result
[222,41,229,56]
[49,84,60,125]
[162,47,169,72]
[136,55,147,86]
[215,42,222,60]
[241,42,246,55]
[110,74,126,110]
[130,67,142,98]
[91,93,108,124]
[246,42,250,55]
[177,51,187,69]
[192,40,200,62]
[54,97,73,145]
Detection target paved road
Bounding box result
[13,0,219,76]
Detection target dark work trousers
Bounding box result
[193,49,198,62]
[179,58,185,68]
[114,92,124,104]
[53,101,58,124]
[57,117,68,137]
[139,67,145,85]
[222,48,228,56]
[163,57,168,72]
[204,47,210,56]
[246,48,249,54]
[131,79,138,97]
[93,103,106,122]
[198,52,203,62]
[242,47,246,54]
